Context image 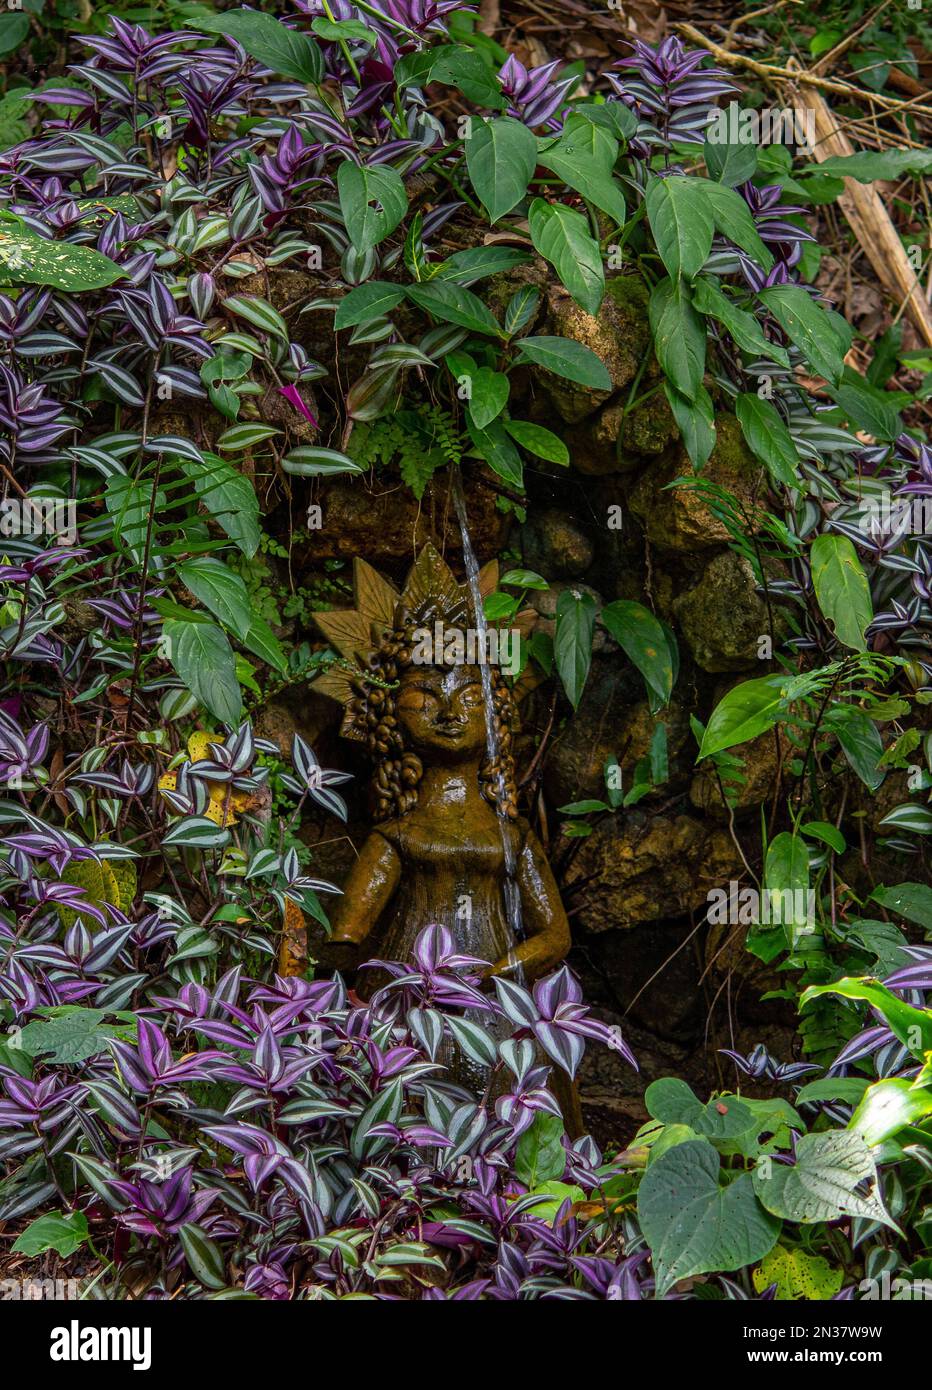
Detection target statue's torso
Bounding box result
[358,811,526,989]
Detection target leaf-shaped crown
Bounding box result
[311,545,498,740]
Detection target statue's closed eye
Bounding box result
[397,688,437,713]
[455,687,485,710]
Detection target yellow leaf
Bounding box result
[752,1246,844,1300]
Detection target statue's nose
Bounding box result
[435,694,465,726]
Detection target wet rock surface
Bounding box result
[673,549,777,672]
[561,812,744,933]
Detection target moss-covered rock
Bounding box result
[690,724,787,817]
[483,256,550,325]
[561,811,743,931]
[540,275,652,424]
[544,658,691,805]
[519,508,594,579]
[673,549,785,672]
[629,414,767,552]
[573,384,678,476]
[298,463,506,569]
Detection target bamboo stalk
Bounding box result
[788,79,932,347]
[675,21,932,119]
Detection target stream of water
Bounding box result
[449,465,526,982]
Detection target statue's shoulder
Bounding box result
[371,818,405,850]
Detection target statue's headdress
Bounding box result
[311,545,498,742]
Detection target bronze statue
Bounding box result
[309,546,571,993]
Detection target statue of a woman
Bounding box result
[309,547,571,995]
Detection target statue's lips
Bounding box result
[432,724,468,740]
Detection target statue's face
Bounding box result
[395,664,488,761]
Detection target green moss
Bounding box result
[621,387,678,456]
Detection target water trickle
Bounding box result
[449,465,526,983]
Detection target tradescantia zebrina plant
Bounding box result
[0,1,931,1302]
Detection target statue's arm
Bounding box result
[487,827,571,982]
[329,831,401,946]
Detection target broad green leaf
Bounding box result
[311,17,376,44]
[0,14,29,58]
[698,674,789,759]
[645,1077,756,1141]
[871,882,932,930]
[752,1131,900,1233]
[824,705,884,789]
[466,415,523,487]
[764,833,811,939]
[500,568,548,589]
[698,178,774,269]
[649,277,706,403]
[703,134,758,186]
[464,366,510,429]
[801,149,932,181]
[163,619,243,725]
[465,116,537,222]
[800,977,932,1055]
[735,392,801,489]
[406,280,501,336]
[185,456,259,558]
[665,382,716,469]
[538,122,626,224]
[645,175,714,281]
[554,588,596,708]
[691,278,789,365]
[529,198,604,316]
[758,285,846,385]
[16,1009,111,1064]
[638,1139,780,1297]
[334,281,404,330]
[827,372,904,442]
[105,476,165,562]
[600,599,675,709]
[801,820,845,854]
[397,44,507,109]
[515,1113,566,1187]
[810,533,873,652]
[241,617,287,674]
[503,419,569,464]
[849,1078,932,1147]
[0,221,123,291]
[193,9,323,83]
[433,246,530,285]
[178,557,252,642]
[795,1077,870,1107]
[514,335,611,390]
[337,160,407,255]
[12,1211,90,1259]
